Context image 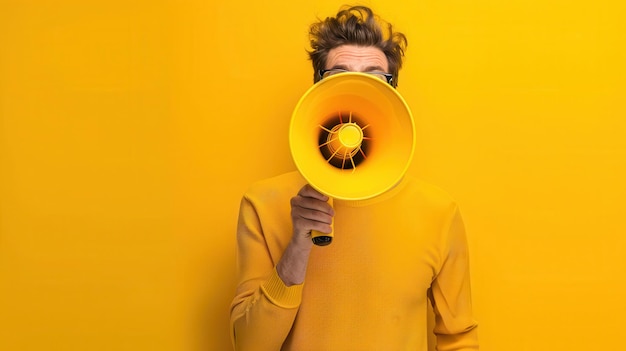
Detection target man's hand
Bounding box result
[276,184,335,286]
[290,184,335,244]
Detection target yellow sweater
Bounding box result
[230,171,478,351]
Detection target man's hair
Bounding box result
[308,5,408,88]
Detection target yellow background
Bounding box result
[1,0,625,350]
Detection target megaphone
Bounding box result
[289,72,415,246]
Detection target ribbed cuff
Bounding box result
[260,268,303,309]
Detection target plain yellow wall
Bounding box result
[1,1,625,350]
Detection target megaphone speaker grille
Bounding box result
[318,112,370,170]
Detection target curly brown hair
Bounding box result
[308,5,408,88]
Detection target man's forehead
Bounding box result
[325,45,389,71]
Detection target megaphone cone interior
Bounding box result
[290,72,415,201]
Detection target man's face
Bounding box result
[325,45,389,73]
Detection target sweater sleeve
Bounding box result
[230,195,303,351]
[429,205,479,351]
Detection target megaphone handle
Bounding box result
[311,197,334,246]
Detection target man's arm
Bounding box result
[230,184,333,351]
[429,205,479,351]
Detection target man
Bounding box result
[230,5,478,351]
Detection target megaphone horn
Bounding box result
[289,72,415,245]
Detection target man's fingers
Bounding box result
[297,184,329,202]
[291,202,334,224]
[292,212,333,235]
[291,184,335,236]
[290,192,334,218]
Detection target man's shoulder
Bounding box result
[243,171,306,203]
[402,175,458,209]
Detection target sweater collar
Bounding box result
[333,175,410,208]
